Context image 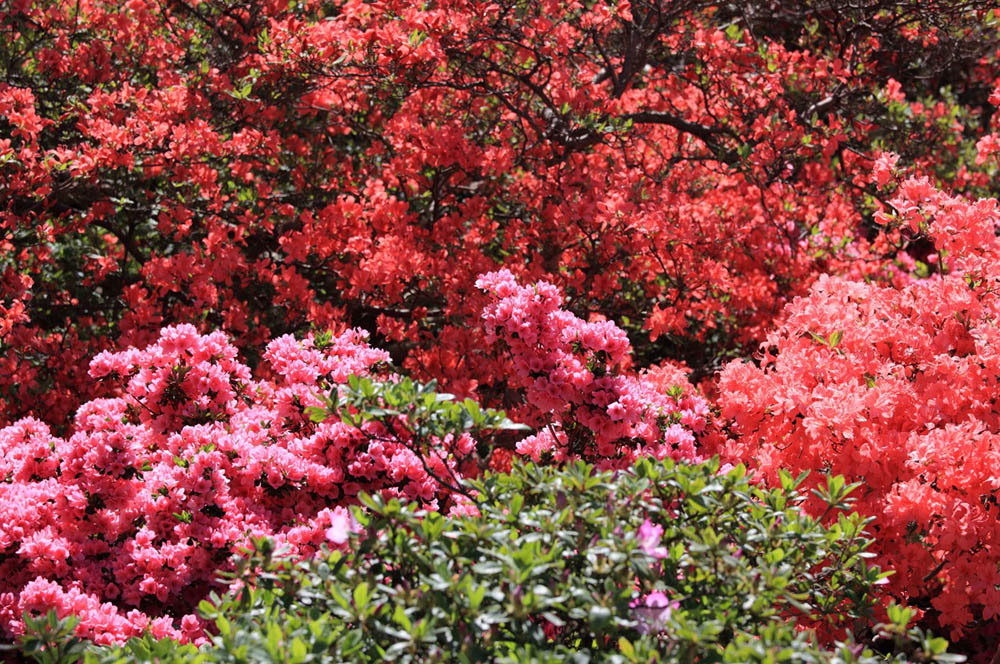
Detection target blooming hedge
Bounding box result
[477,269,706,468]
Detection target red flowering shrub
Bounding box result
[717,170,1000,643]
[2,0,997,428]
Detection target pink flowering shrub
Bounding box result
[0,276,710,647]
[717,172,1000,642]
[0,324,473,644]
[477,270,707,469]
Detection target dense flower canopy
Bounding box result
[3,0,1000,659]
[3,0,998,426]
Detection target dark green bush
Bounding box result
[17,457,960,663]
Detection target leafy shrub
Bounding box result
[23,458,959,663]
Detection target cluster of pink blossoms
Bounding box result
[0,324,468,644]
[0,275,710,646]
[477,270,707,469]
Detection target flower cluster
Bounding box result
[477,270,706,469]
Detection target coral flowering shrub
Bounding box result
[717,175,1000,642]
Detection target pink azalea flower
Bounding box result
[637,519,668,559]
[325,508,353,546]
[632,591,678,634]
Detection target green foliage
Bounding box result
[8,612,89,664]
[307,375,529,495]
[24,458,960,663]
[308,374,527,435]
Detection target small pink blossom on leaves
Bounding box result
[325,508,353,546]
[632,591,678,634]
[637,519,668,559]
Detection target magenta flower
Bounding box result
[325,508,354,546]
[637,519,668,559]
[632,591,678,634]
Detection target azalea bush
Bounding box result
[717,169,1000,649]
[0,324,425,645]
[0,274,708,647]
[19,459,960,663]
[0,323,522,645]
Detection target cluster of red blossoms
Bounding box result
[4,0,1000,657]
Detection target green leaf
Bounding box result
[305,406,328,423]
[290,637,307,662]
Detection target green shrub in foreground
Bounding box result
[21,459,959,663]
